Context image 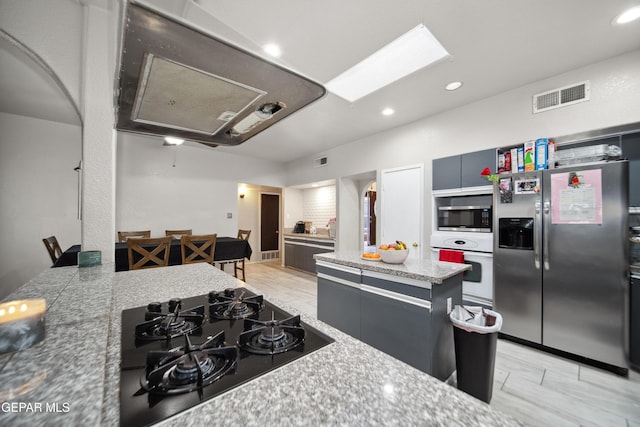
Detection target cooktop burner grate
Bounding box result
[142,331,237,395]
[239,314,305,355]
[120,287,333,426]
[208,288,264,320]
[134,298,204,341]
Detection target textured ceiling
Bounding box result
[1,0,640,161]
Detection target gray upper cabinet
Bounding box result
[433,148,496,191]
[432,155,461,190]
[622,132,640,207]
[461,149,496,187]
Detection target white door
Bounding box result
[380,164,423,259]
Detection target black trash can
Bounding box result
[450,306,502,403]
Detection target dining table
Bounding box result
[53,237,252,271]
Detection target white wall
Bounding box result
[0,112,82,298]
[116,133,287,242]
[283,187,303,229]
[285,50,640,250]
[0,0,83,109]
[237,185,260,260]
[302,185,336,231]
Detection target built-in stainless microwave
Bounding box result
[437,206,492,232]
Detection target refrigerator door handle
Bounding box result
[543,200,551,270]
[534,200,541,269]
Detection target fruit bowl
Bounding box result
[379,248,409,264]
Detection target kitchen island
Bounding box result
[315,252,471,381]
[0,262,521,426]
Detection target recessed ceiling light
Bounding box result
[613,6,640,24]
[381,108,395,116]
[163,136,184,145]
[445,81,463,91]
[263,43,282,57]
[326,24,450,102]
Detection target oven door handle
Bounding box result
[534,200,541,270]
[459,251,493,258]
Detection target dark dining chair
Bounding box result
[42,236,63,264]
[180,234,217,265]
[218,229,251,280]
[118,230,151,243]
[165,229,192,240]
[127,237,172,270]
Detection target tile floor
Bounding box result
[242,261,640,427]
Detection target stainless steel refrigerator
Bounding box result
[493,160,628,370]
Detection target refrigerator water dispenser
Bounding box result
[498,218,534,250]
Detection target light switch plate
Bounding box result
[227,212,232,219]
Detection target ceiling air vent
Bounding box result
[313,156,328,168]
[533,81,590,114]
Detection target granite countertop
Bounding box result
[283,229,335,241]
[0,263,521,426]
[315,251,471,284]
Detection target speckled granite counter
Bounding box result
[282,230,335,241]
[315,251,471,284]
[0,263,522,426]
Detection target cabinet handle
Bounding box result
[317,272,361,290]
[543,200,550,271]
[534,200,541,270]
[361,284,431,310]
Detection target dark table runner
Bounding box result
[53,238,252,271]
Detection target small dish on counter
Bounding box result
[361,253,381,261]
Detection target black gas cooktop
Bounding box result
[119,287,333,426]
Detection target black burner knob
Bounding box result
[208,291,219,303]
[168,298,182,313]
[147,302,162,313]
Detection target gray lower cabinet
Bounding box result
[316,261,462,381]
[317,263,361,339]
[360,282,432,373]
[285,236,335,273]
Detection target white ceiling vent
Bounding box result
[533,81,590,114]
[313,156,328,168]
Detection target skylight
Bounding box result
[613,6,640,24]
[326,24,450,102]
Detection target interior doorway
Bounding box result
[260,193,280,252]
[363,182,377,251]
[380,164,423,259]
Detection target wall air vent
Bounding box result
[313,156,328,168]
[261,251,280,261]
[533,81,590,114]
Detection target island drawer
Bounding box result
[361,270,431,301]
